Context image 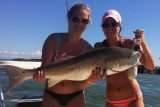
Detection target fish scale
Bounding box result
[0,47,141,92]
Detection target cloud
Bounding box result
[31,50,41,56]
[0,50,20,54]
[0,50,41,59]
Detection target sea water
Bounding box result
[0,70,160,107]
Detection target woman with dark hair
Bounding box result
[94,10,155,107]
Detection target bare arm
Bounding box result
[33,34,56,82]
[139,41,155,71]
[41,34,55,66]
[134,29,155,71]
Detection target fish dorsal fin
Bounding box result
[61,55,75,61]
[42,55,75,67]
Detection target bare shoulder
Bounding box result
[94,42,104,49]
[44,33,66,46]
[42,33,64,52]
[47,33,62,41]
[122,38,133,49]
[45,33,57,43]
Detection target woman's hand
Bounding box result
[133,29,145,45]
[133,29,145,51]
[87,67,106,84]
[33,53,74,83]
[33,71,46,83]
[134,29,145,41]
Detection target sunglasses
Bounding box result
[71,17,89,25]
[102,22,118,28]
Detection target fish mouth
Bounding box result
[134,57,140,65]
[132,51,141,65]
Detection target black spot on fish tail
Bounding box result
[2,65,28,92]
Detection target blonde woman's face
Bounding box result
[68,9,90,34]
[102,17,120,38]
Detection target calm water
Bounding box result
[0,70,160,107]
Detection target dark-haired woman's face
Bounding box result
[68,9,90,34]
[102,17,120,38]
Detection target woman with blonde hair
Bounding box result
[34,3,102,107]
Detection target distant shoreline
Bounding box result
[138,65,160,74]
[0,58,41,62]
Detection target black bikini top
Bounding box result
[102,39,123,47]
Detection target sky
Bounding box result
[0,0,160,66]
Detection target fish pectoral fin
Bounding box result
[48,79,61,88]
[127,66,138,80]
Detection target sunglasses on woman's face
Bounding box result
[102,21,118,28]
[71,17,89,25]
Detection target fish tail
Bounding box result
[0,65,30,92]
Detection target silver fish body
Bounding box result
[0,47,140,92]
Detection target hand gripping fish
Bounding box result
[0,47,140,92]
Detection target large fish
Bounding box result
[0,47,140,92]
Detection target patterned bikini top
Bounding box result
[102,39,123,48]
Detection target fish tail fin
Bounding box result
[1,65,30,92]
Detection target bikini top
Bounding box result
[102,39,123,48]
[55,33,89,58]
